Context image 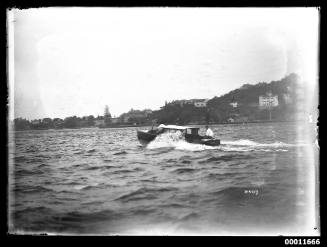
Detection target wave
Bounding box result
[172,168,197,174]
[181,160,192,164]
[113,151,128,155]
[15,169,44,176]
[25,146,39,153]
[129,207,157,216]
[222,139,292,147]
[133,161,149,165]
[79,185,99,191]
[206,172,238,179]
[214,139,301,153]
[73,182,120,191]
[102,165,116,169]
[81,201,105,206]
[250,180,265,186]
[63,181,81,186]
[198,154,254,164]
[37,164,48,168]
[14,185,53,194]
[112,169,135,174]
[146,132,219,151]
[52,209,119,223]
[210,186,249,198]
[145,134,295,153]
[84,166,102,171]
[14,156,28,162]
[175,142,219,151]
[115,192,157,202]
[73,183,100,190]
[209,186,264,202]
[14,206,53,217]
[115,186,178,202]
[159,203,189,209]
[72,163,87,168]
[179,212,199,221]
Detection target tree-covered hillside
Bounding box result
[206,73,300,122]
[152,73,301,124]
[151,103,209,125]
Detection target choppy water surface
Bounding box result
[8,122,318,235]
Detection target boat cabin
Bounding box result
[158,125,200,137]
[185,127,200,136]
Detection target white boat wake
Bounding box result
[146,132,218,151]
[146,133,308,152]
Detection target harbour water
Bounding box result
[8,122,319,235]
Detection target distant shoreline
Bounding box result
[11,119,309,132]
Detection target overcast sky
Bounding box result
[8,7,319,120]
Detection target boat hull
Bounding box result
[185,134,220,146]
[137,130,157,144]
[199,139,221,146]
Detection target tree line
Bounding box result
[151,73,302,124]
[12,115,99,131]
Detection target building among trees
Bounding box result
[193,99,209,108]
[167,99,208,108]
[259,92,279,109]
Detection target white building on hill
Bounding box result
[193,99,208,107]
[259,93,279,109]
[283,93,292,104]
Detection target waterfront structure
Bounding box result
[122,116,130,123]
[110,118,120,124]
[193,99,208,107]
[230,102,238,108]
[241,84,252,90]
[120,109,151,124]
[94,119,105,127]
[53,118,64,128]
[259,93,279,109]
[170,100,190,107]
[283,93,292,104]
[31,119,41,125]
[144,109,153,115]
[259,92,278,121]
[169,99,208,107]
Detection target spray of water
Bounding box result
[219,139,308,152]
[221,139,292,147]
[146,132,218,151]
[146,132,304,152]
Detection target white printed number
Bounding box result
[244,189,258,195]
[285,239,320,245]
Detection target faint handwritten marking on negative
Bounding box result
[244,189,259,196]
